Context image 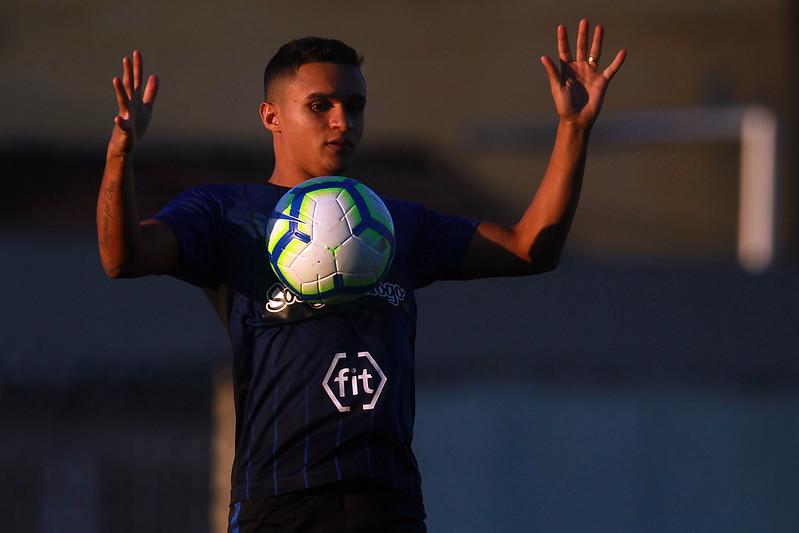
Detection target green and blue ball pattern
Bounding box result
[266,176,395,305]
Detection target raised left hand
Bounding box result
[541,19,626,129]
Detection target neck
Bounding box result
[267,167,312,188]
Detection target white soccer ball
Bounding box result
[266,176,395,305]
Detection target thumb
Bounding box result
[114,115,129,131]
[540,56,562,87]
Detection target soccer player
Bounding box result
[97,20,625,533]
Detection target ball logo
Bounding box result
[323,352,387,413]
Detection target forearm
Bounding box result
[96,148,143,278]
[487,120,589,261]
[514,119,590,263]
[462,120,590,279]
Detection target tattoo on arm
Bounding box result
[100,182,116,250]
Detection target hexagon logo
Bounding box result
[323,351,387,413]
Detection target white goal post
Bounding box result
[463,105,778,273]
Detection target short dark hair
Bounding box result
[263,37,364,101]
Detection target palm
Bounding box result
[552,62,608,126]
[541,20,626,128]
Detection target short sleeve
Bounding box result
[390,201,479,289]
[150,185,225,288]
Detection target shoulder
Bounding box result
[175,182,281,202]
[161,183,287,215]
[381,198,428,227]
[382,197,479,236]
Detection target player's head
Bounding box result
[260,38,367,187]
[264,37,364,101]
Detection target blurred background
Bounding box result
[2,1,798,531]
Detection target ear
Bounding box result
[260,102,280,131]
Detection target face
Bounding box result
[263,62,366,186]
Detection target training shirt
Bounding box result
[152,182,478,503]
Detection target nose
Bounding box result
[329,105,353,131]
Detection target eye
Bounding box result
[346,99,366,115]
[309,100,332,113]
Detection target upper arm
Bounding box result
[141,219,181,272]
[458,221,561,280]
[119,219,181,278]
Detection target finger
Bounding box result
[133,50,143,91]
[142,74,159,106]
[589,25,604,67]
[540,55,562,87]
[602,49,627,81]
[557,25,572,63]
[575,19,590,62]
[113,76,130,116]
[121,56,133,97]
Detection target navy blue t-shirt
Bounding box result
[152,182,478,503]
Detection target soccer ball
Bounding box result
[266,176,395,305]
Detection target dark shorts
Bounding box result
[228,478,427,533]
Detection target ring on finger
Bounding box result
[588,56,598,65]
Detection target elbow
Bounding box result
[521,224,570,274]
[537,260,560,274]
[526,241,564,274]
[529,253,561,274]
[103,266,121,279]
[102,262,132,279]
[99,255,142,279]
[98,239,149,279]
[99,249,126,278]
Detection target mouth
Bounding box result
[325,138,355,151]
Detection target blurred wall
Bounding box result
[3,2,799,532]
[2,0,797,261]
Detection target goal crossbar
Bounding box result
[463,105,778,273]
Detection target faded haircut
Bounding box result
[263,37,364,101]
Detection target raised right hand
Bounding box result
[109,50,159,156]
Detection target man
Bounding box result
[97,20,625,532]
